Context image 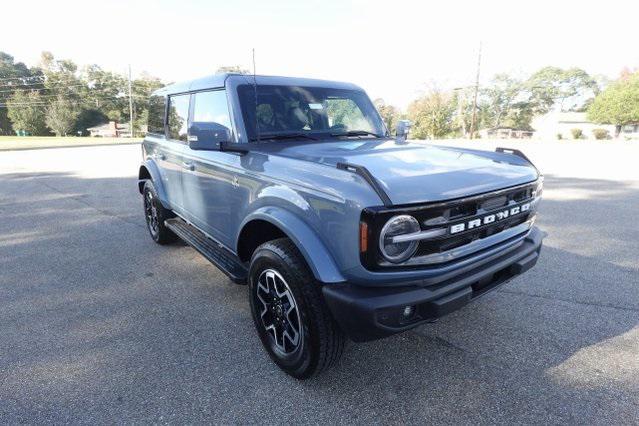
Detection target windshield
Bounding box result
[237,84,387,142]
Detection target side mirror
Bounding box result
[395,120,412,142]
[188,122,231,150]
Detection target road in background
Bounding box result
[0,137,141,151]
[0,142,637,424]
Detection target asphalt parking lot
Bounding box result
[1,141,637,424]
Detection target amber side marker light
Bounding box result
[359,222,369,253]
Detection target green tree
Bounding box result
[46,96,78,136]
[74,108,108,136]
[81,64,128,120]
[216,65,250,74]
[481,73,526,129]
[40,51,82,103]
[373,98,399,134]
[0,51,43,134]
[407,88,455,139]
[527,66,598,113]
[131,72,163,134]
[6,91,48,135]
[588,72,639,137]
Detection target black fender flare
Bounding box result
[138,160,170,208]
[238,207,346,283]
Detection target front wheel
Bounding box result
[248,238,345,379]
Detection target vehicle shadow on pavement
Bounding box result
[0,171,637,424]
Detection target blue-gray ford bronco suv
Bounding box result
[139,73,544,379]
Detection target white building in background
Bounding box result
[478,128,533,139]
[531,112,617,140]
[86,121,131,137]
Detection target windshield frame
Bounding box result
[234,82,389,143]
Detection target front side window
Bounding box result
[167,94,190,141]
[237,84,386,142]
[192,90,232,131]
[147,95,166,135]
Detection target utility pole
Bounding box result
[128,64,134,138]
[469,41,482,140]
[453,87,467,137]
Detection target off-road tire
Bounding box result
[248,238,345,379]
[142,180,177,245]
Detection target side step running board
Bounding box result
[165,218,248,284]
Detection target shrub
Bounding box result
[556,133,563,140]
[592,128,609,140]
[570,128,583,139]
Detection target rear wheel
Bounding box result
[248,238,345,379]
[142,180,176,244]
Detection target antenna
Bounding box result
[252,48,260,143]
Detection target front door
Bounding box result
[180,89,237,247]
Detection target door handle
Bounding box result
[182,162,195,171]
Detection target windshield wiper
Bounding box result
[330,130,382,138]
[251,133,318,142]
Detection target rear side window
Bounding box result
[167,94,190,141]
[147,95,166,135]
[192,90,232,130]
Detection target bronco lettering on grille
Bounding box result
[449,202,531,235]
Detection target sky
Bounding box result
[2,0,638,109]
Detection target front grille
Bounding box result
[361,181,539,271]
[410,185,536,258]
[414,212,530,257]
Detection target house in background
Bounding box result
[478,127,533,139]
[532,112,616,140]
[86,121,131,137]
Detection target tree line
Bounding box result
[376,66,639,139]
[0,51,163,136]
[2,51,638,139]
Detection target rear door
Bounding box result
[161,93,191,211]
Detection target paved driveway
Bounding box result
[0,143,637,424]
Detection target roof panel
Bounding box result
[152,73,362,96]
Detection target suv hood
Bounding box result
[255,139,539,205]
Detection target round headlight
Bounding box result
[379,215,420,263]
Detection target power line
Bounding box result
[0,75,45,83]
[0,74,139,90]
[0,80,47,89]
[0,94,147,104]
[0,88,134,100]
[0,77,128,89]
[0,83,105,94]
[0,94,148,108]
[0,93,148,104]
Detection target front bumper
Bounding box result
[322,226,544,342]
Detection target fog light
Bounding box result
[402,305,415,318]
